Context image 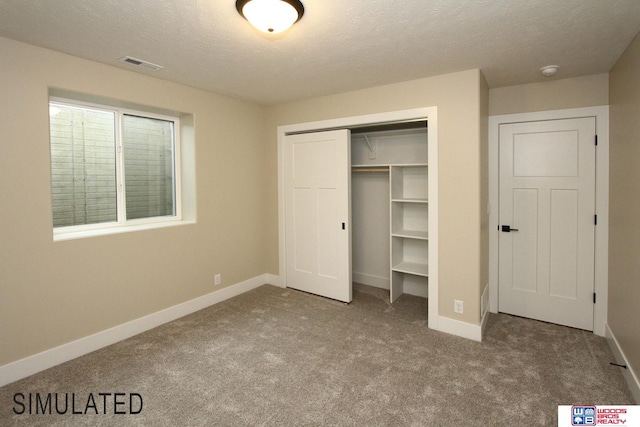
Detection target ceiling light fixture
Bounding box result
[236,0,304,34]
[540,65,559,77]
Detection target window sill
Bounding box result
[53,219,196,242]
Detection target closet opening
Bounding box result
[351,121,429,305]
[278,106,439,331]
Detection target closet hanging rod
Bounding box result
[351,166,389,173]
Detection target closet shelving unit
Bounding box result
[351,126,429,303]
[390,164,428,302]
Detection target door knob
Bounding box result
[501,225,519,232]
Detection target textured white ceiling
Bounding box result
[1,0,639,104]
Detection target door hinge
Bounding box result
[593,293,597,304]
[594,214,598,225]
[595,135,598,146]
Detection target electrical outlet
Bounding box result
[454,300,464,314]
[214,274,221,286]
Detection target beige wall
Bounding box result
[489,74,609,116]
[266,69,488,325]
[0,37,268,365]
[609,33,640,383]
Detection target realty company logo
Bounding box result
[572,406,596,426]
[570,405,633,426]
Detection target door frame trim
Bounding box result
[488,106,609,336]
[277,107,441,332]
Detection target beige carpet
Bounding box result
[0,283,634,426]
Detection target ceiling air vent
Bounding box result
[118,56,164,71]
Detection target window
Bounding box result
[49,99,181,238]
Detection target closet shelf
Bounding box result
[392,261,429,277]
[351,163,428,168]
[391,230,428,240]
[391,198,428,203]
[351,166,389,173]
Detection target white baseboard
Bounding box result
[0,274,271,388]
[265,273,284,288]
[436,315,483,342]
[352,271,390,290]
[605,324,640,403]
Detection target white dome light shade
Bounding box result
[540,65,559,77]
[236,0,304,34]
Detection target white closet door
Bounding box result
[284,130,352,302]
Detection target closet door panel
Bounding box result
[292,188,315,273]
[284,130,352,303]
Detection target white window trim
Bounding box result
[50,98,186,241]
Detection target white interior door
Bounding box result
[498,117,596,330]
[284,130,352,302]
